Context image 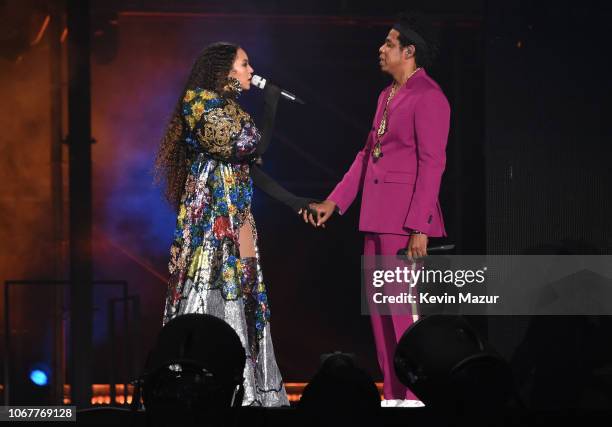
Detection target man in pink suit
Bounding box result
[306,13,450,407]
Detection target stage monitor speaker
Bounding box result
[140,314,246,425]
[394,315,515,413]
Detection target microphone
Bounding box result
[396,244,456,258]
[251,75,305,104]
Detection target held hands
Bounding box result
[300,199,336,228]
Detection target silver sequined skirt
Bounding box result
[166,278,289,407]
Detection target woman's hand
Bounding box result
[302,199,336,227]
[298,206,323,228]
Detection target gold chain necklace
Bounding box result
[372,67,421,161]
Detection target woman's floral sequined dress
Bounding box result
[163,88,289,406]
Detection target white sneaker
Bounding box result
[380,399,402,407]
[396,399,425,407]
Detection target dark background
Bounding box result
[1,0,610,408]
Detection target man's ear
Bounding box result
[404,45,415,59]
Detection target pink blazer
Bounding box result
[328,69,450,237]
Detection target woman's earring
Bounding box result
[226,76,242,96]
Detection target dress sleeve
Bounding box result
[250,165,318,213]
[254,84,281,155]
[182,89,260,162]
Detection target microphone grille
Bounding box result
[251,75,266,89]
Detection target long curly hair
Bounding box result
[154,42,240,211]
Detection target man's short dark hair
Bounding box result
[394,11,439,69]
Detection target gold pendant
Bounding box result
[372,142,383,160]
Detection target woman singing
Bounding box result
[155,42,311,406]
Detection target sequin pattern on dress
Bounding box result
[163,87,288,407]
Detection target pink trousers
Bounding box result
[363,233,418,400]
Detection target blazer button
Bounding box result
[374,179,379,184]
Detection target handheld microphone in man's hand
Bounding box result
[396,244,456,258]
[251,75,305,104]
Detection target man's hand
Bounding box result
[407,234,428,260]
[302,199,336,227]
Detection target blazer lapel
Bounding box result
[388,68,426,114]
